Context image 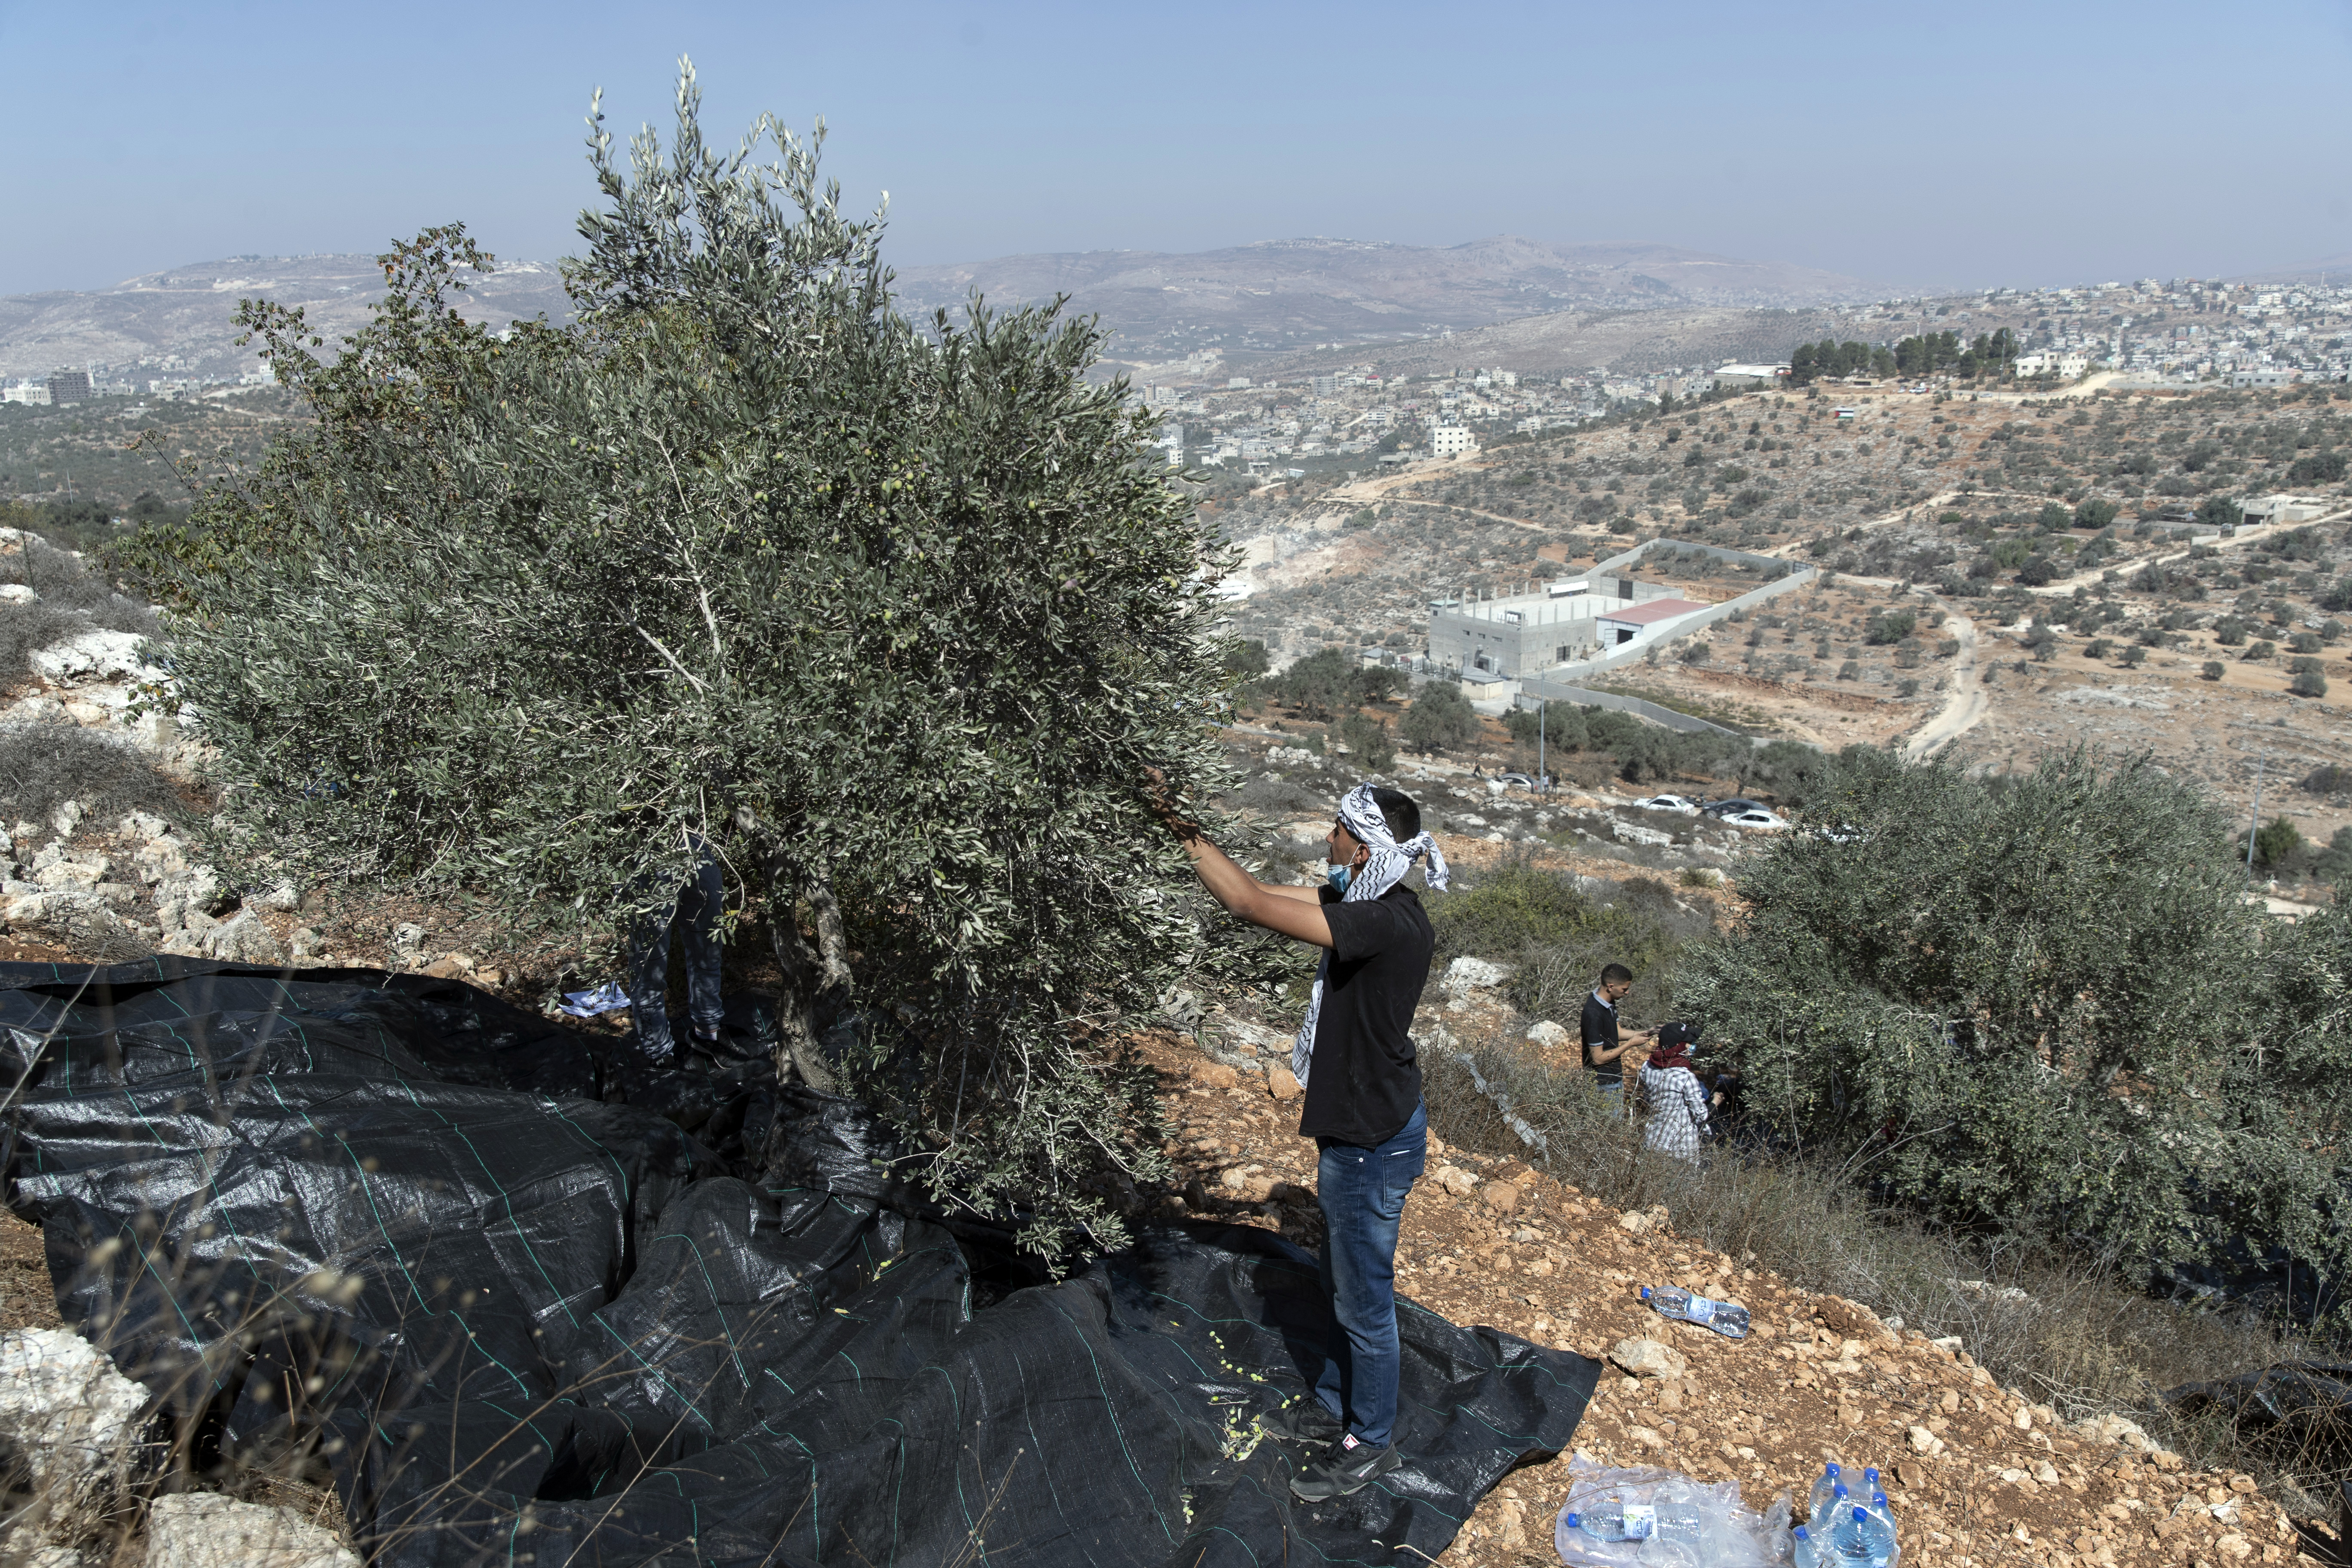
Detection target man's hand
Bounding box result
[1147,765,1334,949]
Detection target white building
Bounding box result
[1432,425,1479,458]
[1,382,51,406]
[1711,363,1789,389]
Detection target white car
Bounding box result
[1631,793,1702,815]
[1721,808,1789,831]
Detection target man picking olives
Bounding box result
[1150,778,1446,1502]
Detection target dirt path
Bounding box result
[2026,507,2352,598]
[1905,607,1987,760]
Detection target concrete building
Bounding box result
[1711,363,1789,389]
[2230,369,2296,388]
[2242,494,2328,524]
[46,371,91,405]
[1431,425,1478,458]
[1595,597,1712,646]
[1426,576,1692,677]
[1,382,51,406]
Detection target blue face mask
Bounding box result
[1326,862,1353,894]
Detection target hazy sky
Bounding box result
[6,0,2349,298]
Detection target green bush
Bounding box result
[2290,669,2329,698]
[1864,611,1916,645]
[1398,681,1480,752]
[2200,662,2225,681]
[1678,746,2352,1311]
[2247,814,2304,871]
[1338,712,1396,771]
[1427,855,1702,1024]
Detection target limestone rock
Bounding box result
[202,909,285,965]
[0,1328,150,1491]
[418,952,473,980]
[28,631,156,686]
[1441,956,1510,993]
[1433,1165,1478,1198]
[2072,1411,2154,1452]
[390,922,428,964]
[1607,1337,1688,1380]
[1190,1060,1238,1089]
[1524,1020,1572,1050]
[143,1494,359,1568]
[1480,1180,1520,1213]
[1266,1066,1302,1101]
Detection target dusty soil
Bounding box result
[1140,1028,2308,1566]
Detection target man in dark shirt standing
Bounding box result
[1581,963,1649,1104]
[1152,778,1446,1502]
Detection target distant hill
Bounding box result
[2226,253,2352,287]
[0,255,572,381]
[0,234,1885,383]
[892,235,1886,362]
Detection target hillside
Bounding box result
[892,235,1885,362]
[0,254,572,381]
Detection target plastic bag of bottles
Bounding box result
[1793,1461,1900,1566]
[1641,1283,1752,1339]
[1553,1458,1792,1566]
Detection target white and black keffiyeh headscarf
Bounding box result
[1292,784,1449,1086]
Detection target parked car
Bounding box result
[1631,793,1702,815]
[1721,808,1789,831]
[1494,772,1537,791]
[1700,797,1769,818]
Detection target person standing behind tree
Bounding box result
[1641,1021,1720,1163]
[1580,963,1651,1105]
[1148,774,1446,1503]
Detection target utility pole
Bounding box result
[2245,752,2266,875]
[1538,701,1546,795]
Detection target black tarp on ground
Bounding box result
[0,959,1597,1567]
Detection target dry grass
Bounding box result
[1419,1032,2338,1510]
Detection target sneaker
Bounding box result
[1256,1399,1345,1446]
[1289,1434,1400,1502]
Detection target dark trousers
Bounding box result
[623,841,724,1058]
[1311,1099,1427,1449]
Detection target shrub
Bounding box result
[2247,814,2305,871]
[1337,712,1396,771]
[0,723,187,830]
[2305,764,2352,796]
[2201,661,2226,681]
[1398,681,1480,753]
[1428,854,1705,1023]
[1677,640,1712,665]
[1678,746,2352,1307]
[2086,637,2115,661]
[2015,555,2059,587]
[2119,644,2147,668]
[1863,611,1915,646]
[2290,669,2329,698]
[1835,659,1860,680]
[2245,640,2276,661]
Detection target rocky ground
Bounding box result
[1142,1017,2309,1567]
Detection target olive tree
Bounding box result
[133,68,1240,1260]
[1680,745,2352,1297]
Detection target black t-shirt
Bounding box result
[1298,885,1436,1147]
[1580,990,1623,1084]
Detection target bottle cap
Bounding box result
[1853,1507,1868,1523]
[1864,1467,1880,1485]
[1793,1525,1810,1541]
[1640,1286,1651,1299]
[1832,1484,1847,1500]
[1873,1493,1889,1506]
[1825,1462,1840,1476]
[1563,1513,1581,1528]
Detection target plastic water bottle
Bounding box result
[1805,1462,1843,1524]
[1791,1524,1817,1568]
[1810,1483,1850,1530]
[1560,1501,1657,1543]
[1828,1505,1899,1566]
[1638,1283,1752,1338]
[1865,1491,1899,1531]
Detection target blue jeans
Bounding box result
[623,839,725,1058]
[1311,1100,1427,1449]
